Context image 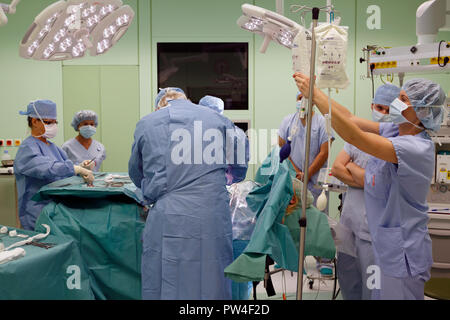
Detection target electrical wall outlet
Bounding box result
[14,139,21,147]
[5,140,12,147]
[0,140,4,147]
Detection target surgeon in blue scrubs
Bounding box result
[129,88,248,300]
[332,83,400,300]
[295,74,446,300]
[14,100,94,230]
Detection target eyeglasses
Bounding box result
[42,120,58,125]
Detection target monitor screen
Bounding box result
[157,42,249,110]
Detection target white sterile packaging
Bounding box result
[315,23,350,90]
[0,248,26,265]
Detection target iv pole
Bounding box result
[294,0,338,300]
[296,6,320,301]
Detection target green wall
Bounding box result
[0,0,449,219]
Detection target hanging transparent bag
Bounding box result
[228,181,259,241]
[315,23,350,90]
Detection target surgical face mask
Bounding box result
[41,123,58,139]
[389,98,423,130]
[372,109,391,122]
[80,125,97,139]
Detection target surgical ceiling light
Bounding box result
[237,4,302,53]
[19,0,135,61]
[0,0,19,26]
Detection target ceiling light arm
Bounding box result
[0,0,20,26]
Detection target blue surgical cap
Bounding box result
[403,79,446,132]
[373,83,401,106]
[71,110,99,131]
[19,100,57,120]
[199,95,225,115]
[155,87,186,108]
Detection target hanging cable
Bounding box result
[438,40,449,67]
[370,63,376,99]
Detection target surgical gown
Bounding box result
[226,126,249,185]
[62,138,106,172]
[337,143,374,300]
[364,123,433,300]
[129,99,248,300]
[14,136,75,230]
[278,112,331,204]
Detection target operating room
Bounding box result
[0,0,449,302]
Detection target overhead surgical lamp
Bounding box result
[19,0,135,61]
[237,4,302,53]
[0,0,19,26]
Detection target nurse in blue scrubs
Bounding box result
[62,110,106,172]
[294,74,446,300]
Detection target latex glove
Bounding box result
[74,165,95,185]
[81,159,95,171]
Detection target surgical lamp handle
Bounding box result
[9,0,19,14]
[260,34,272,54]
[296,6,320,301]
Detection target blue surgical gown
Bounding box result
[128,99,248,300]
[278,112,332,203]
[14,136,75,230]
[364,123,433,282]
[226,126,249,185]
[62,138,106,172]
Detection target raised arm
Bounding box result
[294,73,398,164]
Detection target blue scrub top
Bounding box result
[364,123,433,279]
[14,136,75,230]
[278,112,332,200]
[340,143,372,241]
[62,138,106,172]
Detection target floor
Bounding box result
[252,256,436,301]
[253,256,342,301]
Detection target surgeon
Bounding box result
[129,88,248,300]
[295,73,446,300]
[278,91,334,276]
[15,100,94,230]
[331,83,400,300]
[199,95,249,185]
[62,110,106,172]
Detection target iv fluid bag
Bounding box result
[292,27,312,113]
[315,23,350,89]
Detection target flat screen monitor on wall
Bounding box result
[157,42,249,110]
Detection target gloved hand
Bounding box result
[81,159,95,171]
[74,165,95,185]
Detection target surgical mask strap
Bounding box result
[31,101,46,138]
[31,101,45,124]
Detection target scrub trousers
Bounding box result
[371,267,430,300]
[337,237,375,300]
